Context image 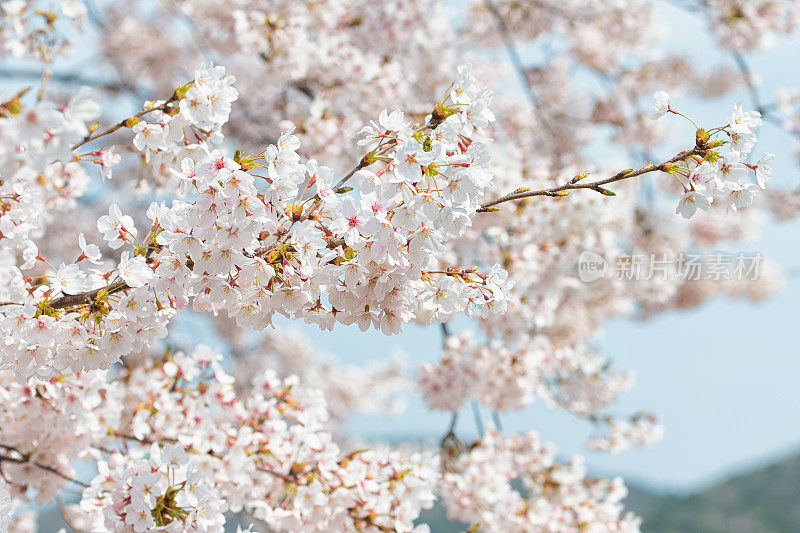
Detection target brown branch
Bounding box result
[351,514,395,533]
[256,466,298,484]
[47,238,161,311]
[0,447,89,488]
[71,94,180,152]
[108,430,178,446]
[0,67,138,94]
[477,147,705,212]
[334,155,371,192]
[49,279,129,310]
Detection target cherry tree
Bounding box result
[0,0,796,531]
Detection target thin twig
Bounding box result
[0,449,89,488]
[108,431,178,446]
[256,466,297,484]
[483,0,555,133]
[732,52,764,115]
[334,157,370,192]
[0,67,135,93]
[72,94,180,152]
[731,51,784,129]
[477,147,705,211]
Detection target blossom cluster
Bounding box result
[0,345,439,532]
[229,328,409,424]
[0,0,86,59]
[419,330,544,412]
[419,331,638,421]
[129,65,239,191]
[706,0,800,50]
[587,416,666,454]
[0,64,513,380]
[124,0,459,166]
[0,365,109,502]
[648,93,773,218]
[0,86,99,258]
[440,430,642,532]
[413,84,781,464]
[81,444,228,532]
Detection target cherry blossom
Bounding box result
[648,90,671,120]
[756,152,776,189]
[0,1,797,531]
[441,430,642,532]
[588,416,666,454]
[81,444,228,532]
[676,191,712,219]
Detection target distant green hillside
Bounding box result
[634,453,800,533]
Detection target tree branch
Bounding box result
[732,52,764,115]
[483,0,556,134]
[333,156,370,192]
[49,279,128,310]
[71,95,178,151]
[0,446,89,488]
[731,51,784,129]
[477,147,705,211]
[0,67,137,94]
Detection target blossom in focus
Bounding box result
[648,90,671,120]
